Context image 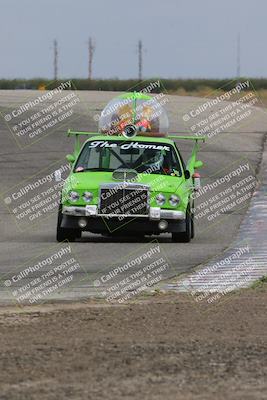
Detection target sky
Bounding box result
[0,0,266,79]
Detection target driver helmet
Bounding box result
[142,149,164,170]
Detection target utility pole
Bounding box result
[53,39,58,81]
[138,40,143,81]
[236,33,241,79]
[88,37,95,80]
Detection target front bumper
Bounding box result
[61,205,186,234]
[62,205,185,221]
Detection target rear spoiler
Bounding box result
[67,130,98,137]
[67,129,99,156]
[67,129,206,141]
[167,135,205,142]
[67,129,206,162]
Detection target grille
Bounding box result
[99,186,148,216]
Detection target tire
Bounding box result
[191,215,195,239]
[172,204,192,243]
[56,205,81,242]
[191,201,195,239]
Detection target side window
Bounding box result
[86,148,100,169]
[174,144,186,172]
[75,145,100,169]
[75,147,89,168]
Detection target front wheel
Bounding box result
[172,205,192,243]
[56,205,81,242]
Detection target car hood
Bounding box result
[66,171,185,193]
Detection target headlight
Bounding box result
[68,191,80,202]
[169,194,180,207]
[156,193,166,206]
[82,191,93,203]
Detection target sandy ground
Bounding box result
[0,285,266,400]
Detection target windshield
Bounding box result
[74,140,181,176]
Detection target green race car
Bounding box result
[56,92,204,242]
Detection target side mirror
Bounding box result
[66,154,76,163]
[194,160,203,169]
[184,170,190,179]
[54,169,62,182]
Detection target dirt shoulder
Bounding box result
[0,286,266,400]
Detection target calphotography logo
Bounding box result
[0,242,87,305]
[92,241,174,303]
[1,159,71,231]
[181,80,260,140]
[177,242,260,311]
[190,159,259,231]
[0,80,88,148]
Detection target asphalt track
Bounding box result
[0,90,266,305]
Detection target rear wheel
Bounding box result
[191,202,195,239]
[191,216,195,239]
[172,204,192,243]
[56,205,81,242]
